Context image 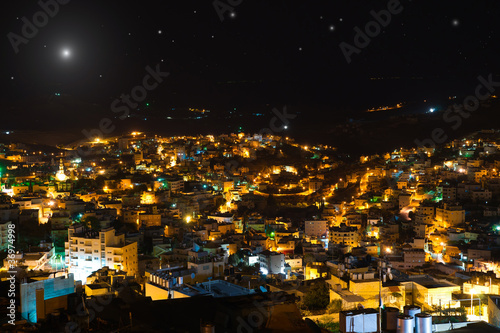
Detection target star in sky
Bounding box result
[452,19,460,27]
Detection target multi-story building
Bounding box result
[138,213,161,227]
[471,189,492,202]
[304,220,328,238]
[329,223,359,247]
[389,248,426,270]
[468,248,492,261]
[399,193,412,210]
[259,250,285,275]
[442,186,457,202]
[416,205,435,217]
[166,178,184,193]
[435,204,465,227]
[65,224,138,282]
[0,220,13,250]
[403,248,426,268]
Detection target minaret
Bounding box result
[55,159,68,182]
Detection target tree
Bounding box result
[228,253,240,266]
[327,299,343,313]
[303,281,330,311]
[303,253,315,264]
[83,216,101,231]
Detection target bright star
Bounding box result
[452,19,460,27]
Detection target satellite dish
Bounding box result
[191,273,195,279]
[260,286,267,293]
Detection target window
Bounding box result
[94,250,98,253]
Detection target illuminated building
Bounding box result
[146,272,254,300]
[138,213,161,227]
[388,249,426,270]
[259,250,285,275]
[55,159,68,182]
[308,178,323,193]
[20,273,75,323]
[305,262,328,280]
[400,275,461,311]
[329,223,360,248]
[141,191,157,205]
[304,220,328,238]
[435,204,465,227]
[65,224,138,282]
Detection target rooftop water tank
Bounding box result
[397,315,413,333]
[404,305,421,330]
[415,313,432,333]
[382,307,399,333]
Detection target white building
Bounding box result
[259,251,285,275]
[65,224,138,282]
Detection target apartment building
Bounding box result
[304,220,328,238]
[65,224,138,282]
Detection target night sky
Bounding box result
[2,1,500,146]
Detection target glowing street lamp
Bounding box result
[470,288,476,316]
[185,216,192,223]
